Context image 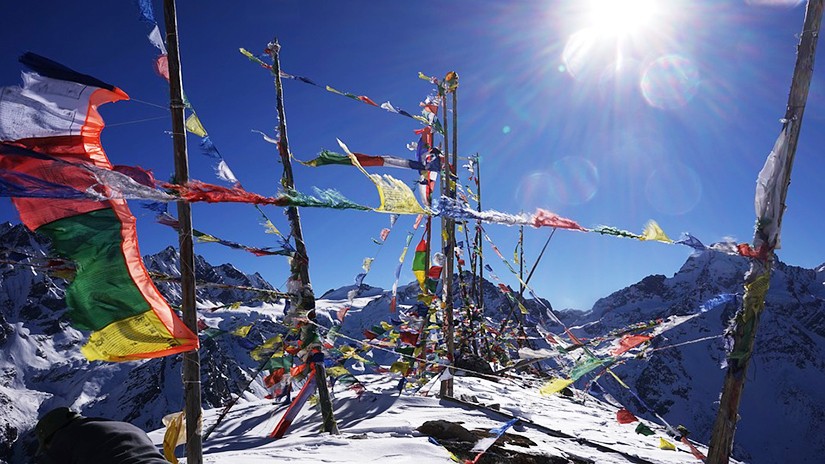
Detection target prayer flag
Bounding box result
[616,408,638,424]
[539,378,573,396]
[0,53,197,361]
[610,334,652,356]
[413,237,428,291]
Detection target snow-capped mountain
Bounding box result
[0,223,285,463]
[1,219,823,463]
[566,250,825,463]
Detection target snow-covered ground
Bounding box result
[150,374,720,463]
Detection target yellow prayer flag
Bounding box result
[194,233,219,243]
[184,113,207,137]
[339,345,355,357]
[390,361,411,375]
[326,365,350,378]
[640,220,673,243]
[231,324,252,337]
[338,138,426,215]
[162,411,186,464]
[263,220,282,236]
[539,378,574,396]
[659,438,676,450]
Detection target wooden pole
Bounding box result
[439,75,455,397]
[475,154,484,319]
[162,1,202,462]
[518,225,524,299]
[707,2,822,462]
[438,73,460,397]
[266,39,338,435]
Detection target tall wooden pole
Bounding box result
[518,225,524,299]
[266,39,338,435]
[707,2,822,462]
[440,72,458,397]
[475,154,484,317]
[162,1,202,462]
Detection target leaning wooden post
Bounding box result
[707,2,822,462]
[265,39,338,435]
[162,1,202,462]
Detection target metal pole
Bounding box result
[266,39,338,435]
[707,2,822,462]
[162,1,202,462]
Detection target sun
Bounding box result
[588,0,659,36]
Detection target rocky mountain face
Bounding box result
[564,250,825,463]
[0,223,283,463]
[1,219,823,463]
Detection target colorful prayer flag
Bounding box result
[0,53,198,361]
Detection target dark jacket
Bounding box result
[37,417,168,464]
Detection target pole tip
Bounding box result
[266,38,281,55]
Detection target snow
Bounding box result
[148,373,720,464]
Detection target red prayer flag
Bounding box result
[611,334,653,356]
[616,408,638,424]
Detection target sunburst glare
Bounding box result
[588,0,659,36]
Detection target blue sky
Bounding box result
[1,0,823,310]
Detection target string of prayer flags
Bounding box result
[135,0,169,80]
[240,48,442,132]
[0,53,198,361]
[193,229,292,257]
[0,143,176,203]
[154,211,292,257]
[437,196,586,231]
[338,139,426,215]
[390,227,418,312]
[301,149,441,171]
[347,214,400,304]
[134,1,245,188]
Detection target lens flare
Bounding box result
[644,162,702,215]
[640,54,700,110]
[552,157,600,205]
[515,171,563,211]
